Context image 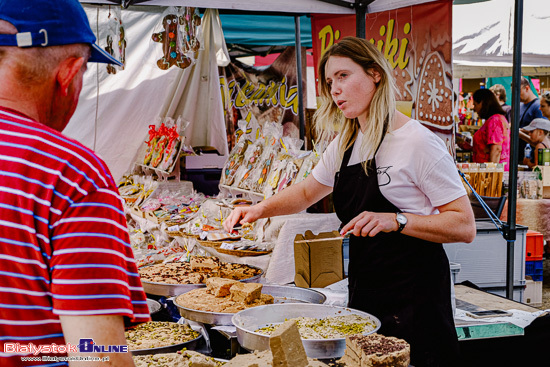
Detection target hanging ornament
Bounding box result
[103,6,126,74]
[152,7,191,70]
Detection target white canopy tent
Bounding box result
[71,0,440,181]
[453,0,550,78]
[81,0,443,14]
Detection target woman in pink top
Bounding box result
[472,88,510,170]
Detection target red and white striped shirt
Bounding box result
[0,107,150,366]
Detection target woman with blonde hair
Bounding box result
[224,37,475,367]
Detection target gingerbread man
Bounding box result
[152,14,191,70]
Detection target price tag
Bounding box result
[220,242,235,250]
[167,225,179,232]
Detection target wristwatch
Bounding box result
[395,212,408,233]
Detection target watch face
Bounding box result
[397,213,407,225]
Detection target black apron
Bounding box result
[333,142,459,367]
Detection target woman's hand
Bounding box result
[223,204,263,232]
[340,211,399,237]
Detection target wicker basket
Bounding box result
[215,247,271,257]
[197,240,223,248]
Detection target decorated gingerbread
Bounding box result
[152,14,191,70]
[105,35,117,74]
[118,25,126,69]
[181,7,201,53]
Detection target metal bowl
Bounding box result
[140,262,264,297]
[232,303,381,359]
[146,298,161,315]
[174,285,326,326]
[128,323,203,356]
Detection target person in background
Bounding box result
[471,89,510,170]
[539,91,550,119]
[489,84,512,122]
[224,36,476,367]
[522,118,550,168]
[0,1,149,366]
[517,77,544,163]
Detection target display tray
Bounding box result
[146,298,161,315]
[140,263,264,297]
[129,324,203,356]
[215,247,272,257]
[197,239,223,248]
[173,284,327,326]
[232,303,381,360]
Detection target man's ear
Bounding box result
[56,57,86,96]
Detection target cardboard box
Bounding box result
[294,230,344,288]
[185,153,227,169]
[535,166,550,198]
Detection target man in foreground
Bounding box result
[0,1,149,366]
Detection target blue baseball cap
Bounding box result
[0,0,122,66]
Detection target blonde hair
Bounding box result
[489,84,507,103]
[314,37,396,174]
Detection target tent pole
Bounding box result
[295,16,306,143]
[355,1,366,38]
[504,0,524,300]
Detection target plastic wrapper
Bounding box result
[179,7,202,55]
[220,119,255,186]
[159,117,188,172]
[243,122,284,192]
[151,7,193,70]
[233,138,264,189]
[151,123,170,168]
[103,6,125,74]
[294,151,321,184]
[220,139,250,186]
[261,136,305,197]
[143,118,162,165]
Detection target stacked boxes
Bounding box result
[525,230,544,281]
[524,230,544,307]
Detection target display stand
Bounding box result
[218,184,264,204]
[137,160,181,182]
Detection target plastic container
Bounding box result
[526,230,544,261]
[525,144,532,160]
[450,262,461,284]
[525,260,543,282]
[524,279,543,307]
[342,237,349,277]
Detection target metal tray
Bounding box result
[173,285,326,326]
[129,324,203,356]
[140,263,264,297]
[146,298,161,315]
[232,303,381,359]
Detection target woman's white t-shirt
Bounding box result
[311,119,466,216]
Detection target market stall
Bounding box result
[64,1,549,366]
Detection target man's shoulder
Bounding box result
[1,108,113,186]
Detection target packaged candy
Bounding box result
[242,122,283,192]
